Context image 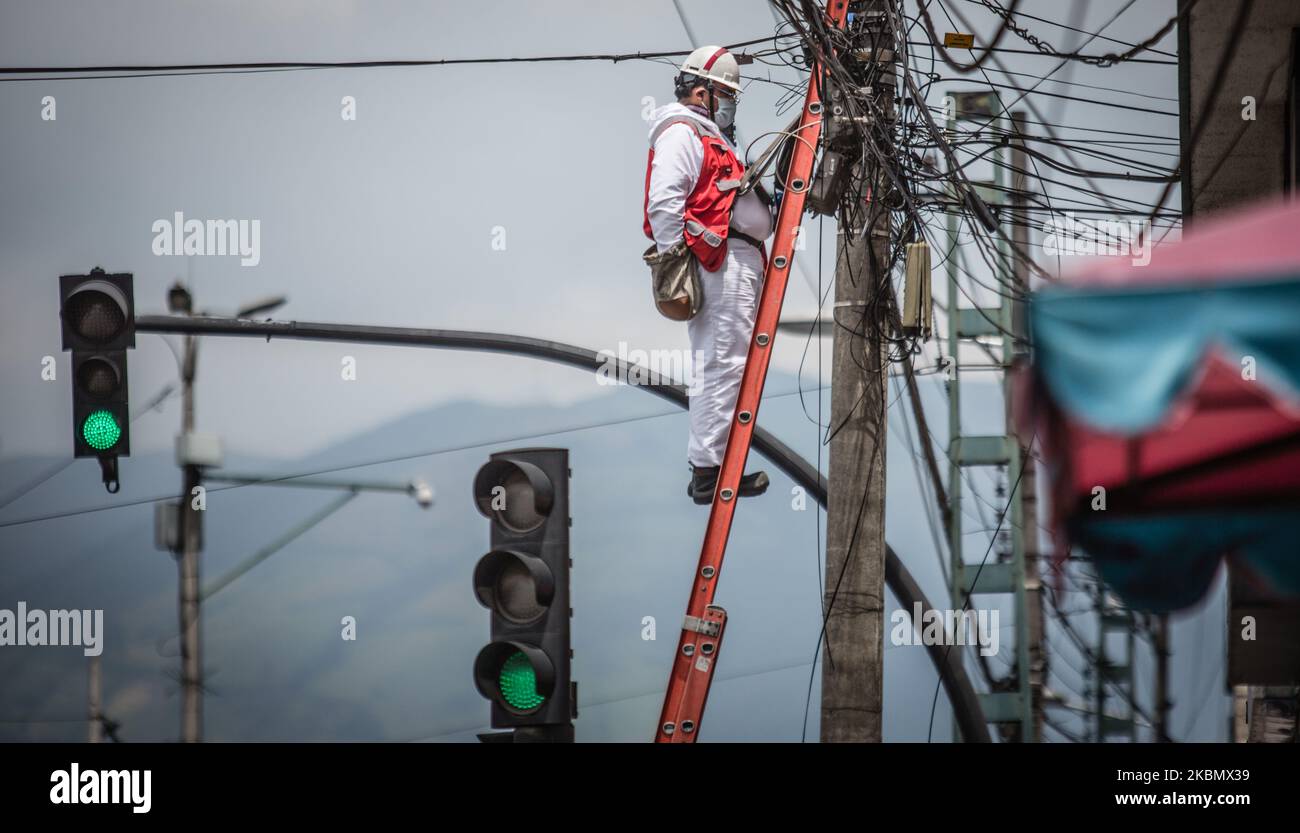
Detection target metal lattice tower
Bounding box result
[944,90,1033,741]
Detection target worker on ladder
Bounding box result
[642,45,773,504]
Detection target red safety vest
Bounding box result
[642,118,746,273]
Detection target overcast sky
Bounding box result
[0,0,1185,460]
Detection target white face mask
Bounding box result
[713,96,737,130]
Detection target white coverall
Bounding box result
[645,103,775,468]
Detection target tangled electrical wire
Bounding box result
[768,0,1185,742]
[976,0,1196,69]
[770,0,917,371]
[767,0,1188,360]
[767,0,1033,376]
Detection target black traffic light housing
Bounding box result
[70,350,131,458]
[59,269,135,492]
[471,449,574,738]
[60,270,135,351]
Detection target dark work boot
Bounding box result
[687,465,770,505]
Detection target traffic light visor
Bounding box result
[65,280,129,344]
[76,355,122,398]
[473,459,554,533]
[473,549,554,623]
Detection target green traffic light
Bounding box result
[498,651,545,711]
[82,409,121,451]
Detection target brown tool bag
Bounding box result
[643,240,702,322]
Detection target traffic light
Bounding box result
[472,448,575,741]
[59,268,134,492]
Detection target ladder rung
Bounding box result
[959,561,1016,595]
[1101,613,1131,628]
[955,307,1004,339]
[979,691,1024,723]
[1101,716,1134,734]
[954,435,1012,466]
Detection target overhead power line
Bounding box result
[0,379,842,531]
[955,0,1191,68]
[0,383,177,512]
[954,0,1176,58]
[0,34,781,80]
[906,40,1175,65]
[931,75,1178,117]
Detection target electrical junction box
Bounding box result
[808,150,851,216]
[176,432,223,469]
[902,242,933,339]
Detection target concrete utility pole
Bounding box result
[1093,582,1104,743]
[821,1,894,743]
[87,655,102,743]
[164,286,287,743]
[1153,614,1170,741]
[171,283,203,743]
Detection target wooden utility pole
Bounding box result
[821,2,894,743]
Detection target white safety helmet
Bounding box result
[677,45,742,96]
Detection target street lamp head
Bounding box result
[412,481,435,509]
[236,295,288,319]
[167,282,192,314]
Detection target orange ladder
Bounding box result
[655,0,852,743]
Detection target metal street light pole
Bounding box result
[165,282,288,742]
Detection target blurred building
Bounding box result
[1181,0,1300,742]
